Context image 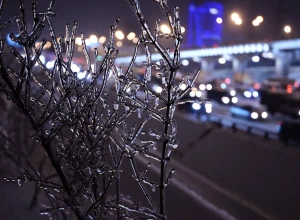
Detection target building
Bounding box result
[188,1,224,48]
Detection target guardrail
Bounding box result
[205,113,280,142]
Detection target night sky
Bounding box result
[2,0,300,43]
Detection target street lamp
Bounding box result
[256,16,263,23]
[89,35,98,44]
[115,30,125,40]
[231,13,242,25]
[160,24,171,34]
[99,36,106,44]
[235,18,243,25]
[252,20,260,26]
[231,13,239,21]
[284,25,291,34]
[127,32,136,40]
[252,16,263,27]
[181,26,186,33]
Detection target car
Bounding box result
[230,104,268,120]
[277,121,300,144]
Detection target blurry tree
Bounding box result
[0,0,200,219]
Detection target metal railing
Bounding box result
[206,113,281,142]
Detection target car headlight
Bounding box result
[192,103,201,110]
[231,97,238,103]
[261,112,268,119]
[252,91,259,97]
[206,108,212,113]
[230,90,236,96]
[196,91,202,97]
[189,91,196,97]
[221,96,230,104]
[251,112,259,119]
[244,91,252,98]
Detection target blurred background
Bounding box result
[2,0,300,219]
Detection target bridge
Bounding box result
[115,38,300,81]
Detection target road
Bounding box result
[169,110,300,220]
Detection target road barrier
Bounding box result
[206,113,281,142]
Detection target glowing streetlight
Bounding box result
[99,36,106,43]
[132,37,139,44]
[89,35,98,44]
[181,26,186,33]
[218,57,226,64]
[127,32,136,40]
[75,37,82,45]
[160,24,171,34]
[216,17,223,24]
[252,55,260,62]
[256,16,263,23]
[231,13,239,21]
[116,41,123,47]
[284,25,291,34]
[85,39,91,46]
[252,19,260,26]
[115,30,125,40]
[235,18,242,25]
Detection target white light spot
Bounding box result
[39,55,45,64]
[209,8,219,14]
[127,32,136,41]
[46,61,54,69]
[180,83,187,90]
[231,97,238,103]
[196,91,202,97]
[115,30,125,40]
[189,91,196,97]
[216,17,223,24]
[205,103,212,109]
[160,24,171,34]
[251,112,259,119]
[71,63,80,72]
[252,55,260,62]
[230,90,236,96]
[206,84,212,90]
[199,84,206,90]
[222,96,230,104]
[244,91,252,98]
[90,35,98,44]
[99,36,106,44]
[221,83,226,89]
[252,91,259,97]
[192,103,201,110]
[206,108,212,113]
[261,112,268,119]
[77,71,87,79]
[182,59,189,66]
[153,85,163,93]
[85,39,91,46]
[218,57,226,64]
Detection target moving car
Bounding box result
[230,104,268,120]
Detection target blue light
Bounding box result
[230,107,250,117]
[6,34,21,48]
[188,1,224,48]
[221,83,226,89]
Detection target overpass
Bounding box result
[115,38,300,80]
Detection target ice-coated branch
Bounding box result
[0,0,201,219]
